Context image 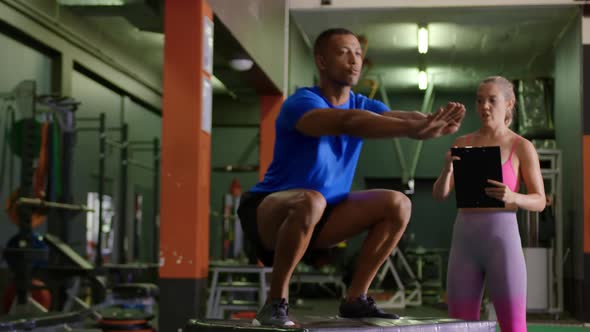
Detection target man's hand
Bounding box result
[409,102,465,139]
[441,102,466,135]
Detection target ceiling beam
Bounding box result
[290,0,586,10]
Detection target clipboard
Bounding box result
[451,146,504,208]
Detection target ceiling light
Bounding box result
[229,58,254,72]
[418,26,429,54]
[418,70,428,90]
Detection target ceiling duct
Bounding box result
[57,0,163,33]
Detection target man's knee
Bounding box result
[292,190,327,230]
[383,191,412,226]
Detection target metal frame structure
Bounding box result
[77,114,160,265]
[1,80,87,313]
[373,247,422,309]
[522,149,562,316]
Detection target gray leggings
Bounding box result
[447,210,527,332]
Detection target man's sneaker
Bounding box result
[252,298,295,327]
[339,295,400,319]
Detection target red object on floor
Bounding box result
[230,311,257,320]
[2,279,51,313]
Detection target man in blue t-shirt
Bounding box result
[237,28,466,326]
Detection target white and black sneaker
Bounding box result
[252,298,295,327]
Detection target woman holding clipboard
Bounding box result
[432,76,546,332]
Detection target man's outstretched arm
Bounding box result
[296,108,416,138]
[295,102,465,140]
[383,110,428,120]
[384,103,465,135]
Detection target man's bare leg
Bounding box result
[256,190,326,300]
[312,189,411,299]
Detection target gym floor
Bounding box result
[286,298,589,332]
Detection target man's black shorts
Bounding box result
[237,191,336,267]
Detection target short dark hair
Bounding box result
[313,28,357,55]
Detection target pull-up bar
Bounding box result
[16,197,93,212]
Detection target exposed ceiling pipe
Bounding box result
[57,0,163,33]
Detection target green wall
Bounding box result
[209,95,260,260]
[554,13,583,305]
[288,16,315,95]
[123,98,161,263]
[210,0,288,93]
[70,70,123,259]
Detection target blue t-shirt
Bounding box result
[251,86,389,204]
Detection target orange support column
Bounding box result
[259,95,284,180]
[584,136,590,253]
[584,134,590,321]
[160,1,212,330]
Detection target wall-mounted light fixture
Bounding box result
[418,70,428,90]
[418,26,429,54]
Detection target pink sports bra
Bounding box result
[465,135,520,192]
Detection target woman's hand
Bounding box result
[433,148,460,201]
[485,179,516,204]
[443,149,460,174]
